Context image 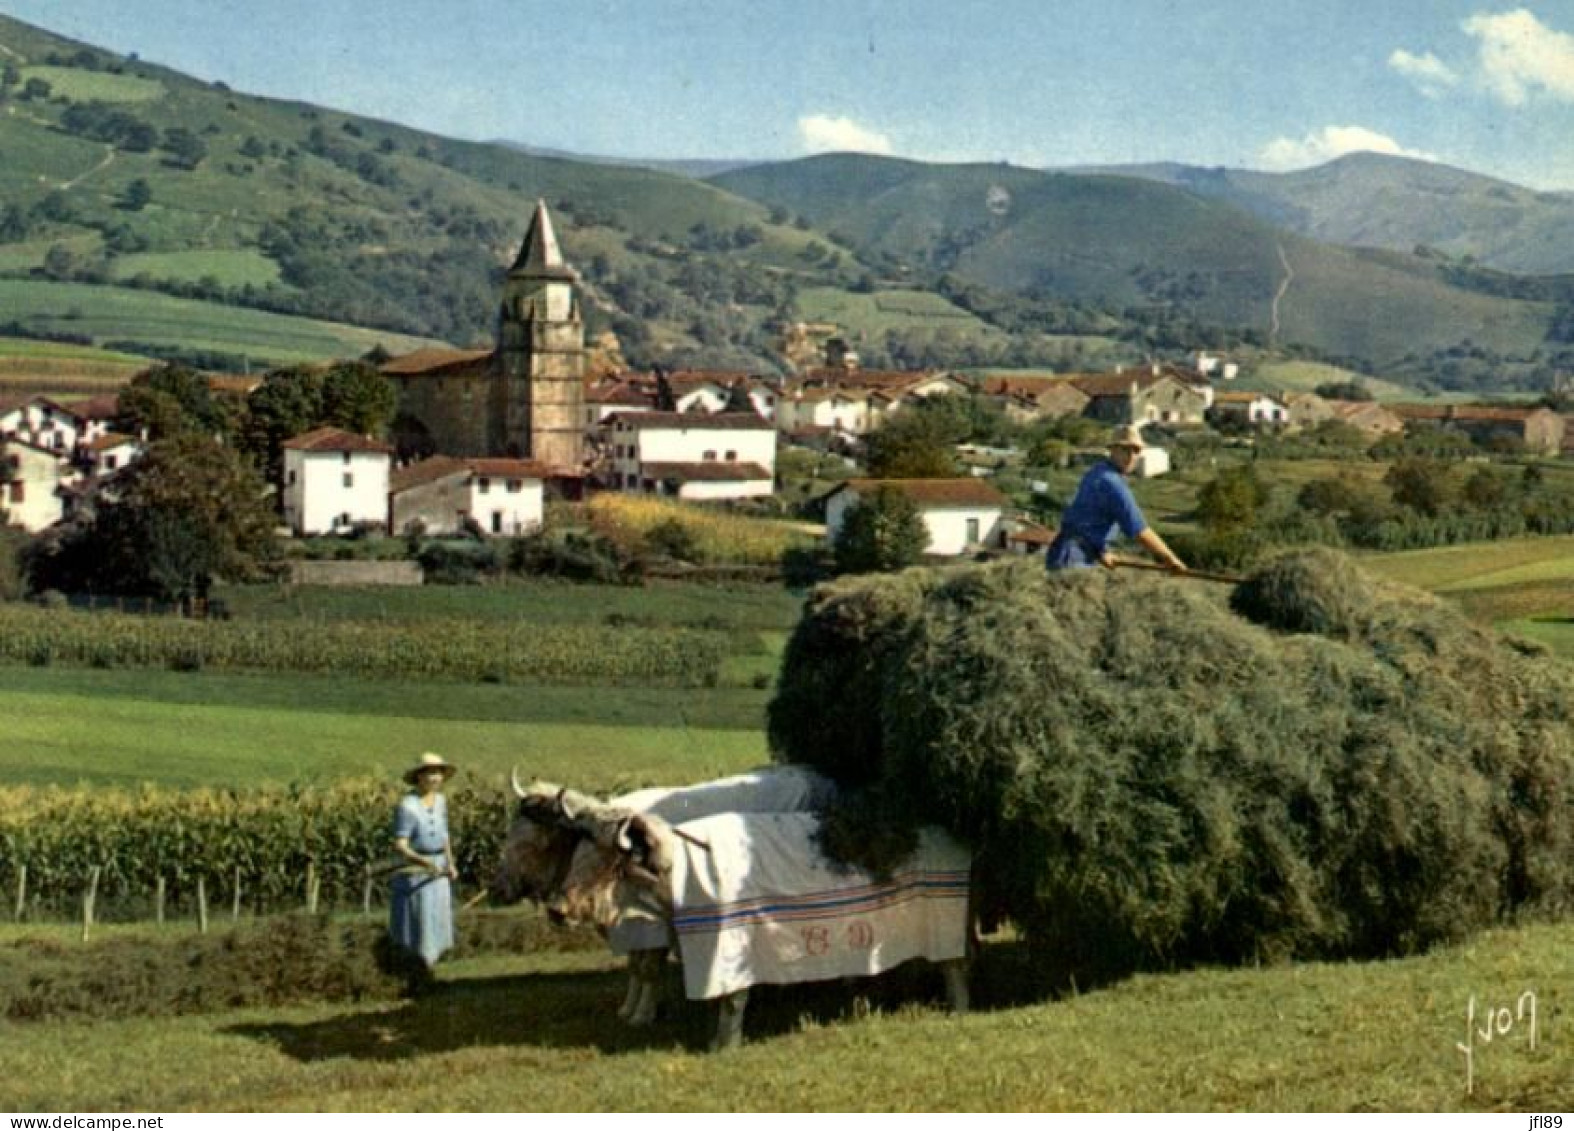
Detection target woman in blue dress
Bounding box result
[389,752,459,985]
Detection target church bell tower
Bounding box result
[497,200,584,468]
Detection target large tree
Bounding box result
[319,360,397,435]
[34,434,279,601]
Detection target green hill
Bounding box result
[0,13,870,370]
[712,154,1558,370]
[1084,152,1574,276]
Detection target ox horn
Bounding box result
[556,786,578,821]
[510,766,528,799]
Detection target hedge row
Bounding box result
[0,604,725,686]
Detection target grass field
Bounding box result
[0,278,444,365]
[0,916,1563,1110]
[796,286,1004,340]
[111,248,284,288]
[19,65,166,102]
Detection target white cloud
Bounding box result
[797,114,894,156]
[1388,48,1459,96]
[1462,8,1574,104]
[1258,125,1437,171]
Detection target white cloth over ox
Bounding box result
[611,765,838,825]
[666,811,971,1001]
[606,766,839,957]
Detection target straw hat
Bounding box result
[1109,424,1146,451]
[402,752,458,785]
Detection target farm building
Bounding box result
[281,427,394,536]
[823,477,1009,555]
[606,411,776,500]
[390,455,550,537]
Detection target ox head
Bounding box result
[487,771,606,906]
[543,805,677,933]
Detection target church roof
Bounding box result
[380,347,494,376]
[510,199,577,280]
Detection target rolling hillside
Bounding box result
[0,13,871,370]
[1081,152,1574,276]
[712,154,1558,370]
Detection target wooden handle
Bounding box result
[1112,560,1245,584]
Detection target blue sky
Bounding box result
[4,0,1574,188]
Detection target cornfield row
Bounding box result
[586,493,817,566]
[0,604,725,686]
[0,781,519,920]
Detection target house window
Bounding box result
[966,517,980,544]
[725,450,737,461]
[342,452,352,465]
[506,479,521,493]
[491,511,503,534]
[703,450,717,461]
[7,482,22,504]
[104,455,118,470]
[342,473,354,488]
[288,470,297,486]
[478,477,491,494]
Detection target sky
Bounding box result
[4,0,1574,189]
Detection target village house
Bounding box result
[1,438,70,532]
[1281,391,1336,430]
[281,427,394,536]
[1389,403,1566,454]
[81,432,141,475]
[774,386,888,436]
[1071,368,1210,426]
[975,376,1090,422]
[1208,389,1289,427]
[0,395,83,453]
[606,411,776,500]
[70,393,121,445]
[390,455,549,537]
[1327,400,1405,436]
[823,477,1010,556]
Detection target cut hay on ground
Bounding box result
[768,549,1574,978]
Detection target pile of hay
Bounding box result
[768,549,1574,976]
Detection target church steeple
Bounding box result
[510,199,575,279]
[497,199,584,469]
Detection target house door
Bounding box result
[966,517,980,545]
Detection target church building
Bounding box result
[382,200,585,471]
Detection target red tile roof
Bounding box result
[390,455,468,493]
[69,393,120,420]
[282,427,394,454]
[642,461,773,482]
[85,432,137,452]
[608,411,772,431]
[838,477,1008,507]
[468,458,553,479]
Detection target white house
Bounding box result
[775,387,880,436]
[82,432,141,475]
[0,395,83,453]
[2,438,69,532]
[823,477,1009,556]
[607,411,777,500]
[390,455,548,536]
[281,427,394,535]
[1209,390,1289,426]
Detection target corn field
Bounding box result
[0,781,519,921]
[0,605,724,686]
[586,494,816,566]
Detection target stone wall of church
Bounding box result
[389,363,494,457]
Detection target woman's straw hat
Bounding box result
[402,752,457,785]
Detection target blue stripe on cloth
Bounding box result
[672,869,970,935]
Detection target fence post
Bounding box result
[362,865,373,916]
[154,875,165,925]
[197,876,208,934]
[82,865,101,943]
[232,867,242,921]
[13,864,25,922]
[305,861,319,915]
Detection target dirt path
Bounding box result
[62,145,116,190]
[1269,241,1294,345]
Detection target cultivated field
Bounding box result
[0,549,1568,1111]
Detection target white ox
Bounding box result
[489,767,839,1034]
[490,769,972,1050]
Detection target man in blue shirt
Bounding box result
[1046,425,1187,572]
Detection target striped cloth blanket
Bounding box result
[666,812,971,1001]
[605,766,838,956]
